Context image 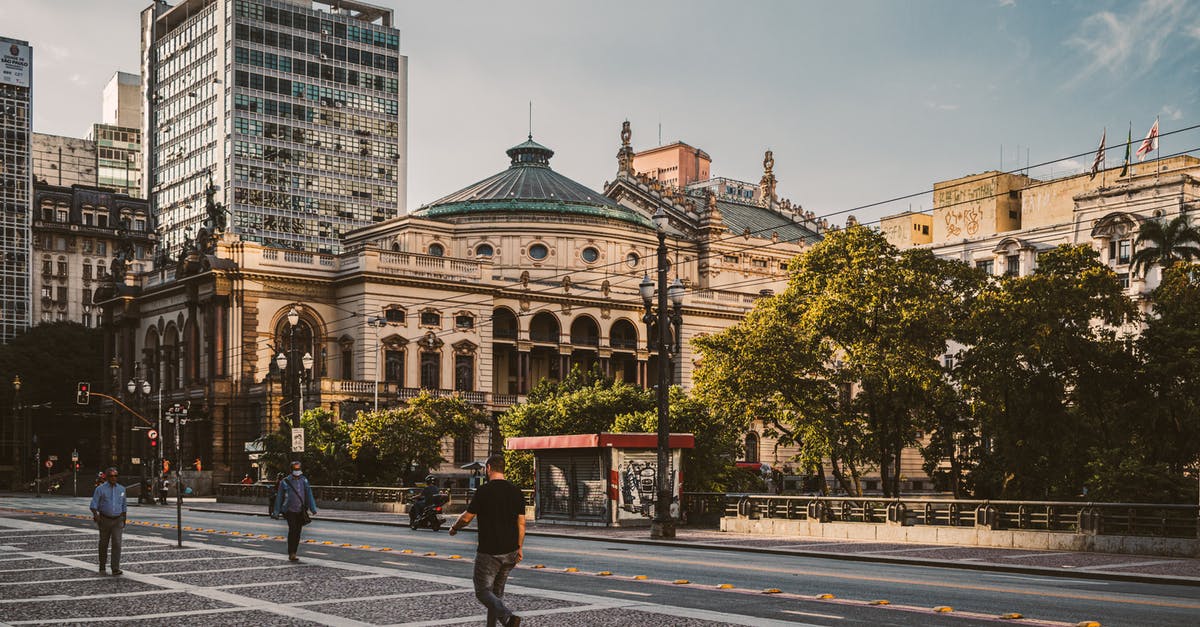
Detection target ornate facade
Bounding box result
[96,122,819,485]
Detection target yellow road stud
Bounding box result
[597,571,612,576]
[401,549,413,554]
[673,579,690,585]
[717,584,734,589]
[1075,622,1101,627]
[565,567,578,572]
[1001,613,1024,620]
[359,545,371,549]
[379,547,392,551]
[762,588,782,594]
[817,593,835,599]
[633,575,647,580]
[450,555,462,559]
[934,606,953,613]
[340,543,352,547]
[424,551,437,556]
[869,600,890,606]
[322,541,334,545]
[531,564,545,569]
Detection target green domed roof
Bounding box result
[412,137,653,228]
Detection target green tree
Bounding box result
[348,392,483,485]
[956,244,1134,499]
[261,408,358,485]
[695,226,973,496]
[499,366,653,487]
[1114,263,1200,502]
[1130,214,1200,277]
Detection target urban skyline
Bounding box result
[2,0,1197,228]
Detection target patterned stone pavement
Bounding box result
[0,519,782,626]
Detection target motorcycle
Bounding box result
[409,493,447,531]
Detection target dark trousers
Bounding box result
[158,490,167,505]
[97,516,123,571]
[284,511,305,555]
[474,550,519,626]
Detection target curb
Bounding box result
[187,507,1200,588]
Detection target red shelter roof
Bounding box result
[506,433,695,451]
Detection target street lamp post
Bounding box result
[368,316,387,412]
[640,207,685,540]
[127,374,154,496]
[275,307,313,434]
[10,376,19,490]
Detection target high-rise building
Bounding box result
[142,0,408,254]
[90,72,143,197]
[0,36,32,344]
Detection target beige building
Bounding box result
[96,123,819,485]
[631,141,710,189]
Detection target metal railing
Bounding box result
[696,493,1200,538]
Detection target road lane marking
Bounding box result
[984,574,1106,585]
[607,589,653,597]
[292,589,465,606]
[381,560,412,567]
[783,609,844,620]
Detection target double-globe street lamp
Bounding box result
[640,207,685,539]
[275,307,314,437]
[127,373,161,494]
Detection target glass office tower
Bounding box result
[143,0,407,254]
[0,36,31,343]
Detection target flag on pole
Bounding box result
[1089,128,1105,180]
[1136,117,1159,162]
[1119,123,1131,177]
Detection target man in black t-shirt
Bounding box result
[449,454,525,627]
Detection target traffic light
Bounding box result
[75,382,90,405]
[148,430,158,448]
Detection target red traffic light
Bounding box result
[75,381,90,405]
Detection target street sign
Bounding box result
[44,460,52,468]
[71,450,78,462]
[132,457,141,465]
[148,429,158,440]
[48,455,57,461]
[291,427,305,453]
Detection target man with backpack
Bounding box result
[272,461,318,562]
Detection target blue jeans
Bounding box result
[473,550,519,626]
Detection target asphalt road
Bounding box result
[2,495,1198,626]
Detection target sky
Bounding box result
[3,0,1199,226]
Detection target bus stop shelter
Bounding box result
[507,433,694,527]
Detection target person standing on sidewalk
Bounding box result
[272,461,317,562]
[157,475,169,505]
[449,454,525,627]
[89,467,127,576]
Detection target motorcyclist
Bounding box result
[410,475,441,521]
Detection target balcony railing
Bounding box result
[324,380,523,407]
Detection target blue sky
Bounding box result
[4,0,1198,225]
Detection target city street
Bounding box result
[1,496,1197,625]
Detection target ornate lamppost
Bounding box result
[275,307,313,430]
[639,207,685,539]
[127,371,158,489]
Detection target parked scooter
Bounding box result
[409,493,447,531]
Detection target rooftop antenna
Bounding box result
[528,101,532,139]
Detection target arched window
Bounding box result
[420,352,439,389]
[475,243,494,258]
[569,317,599,346]
[744,432,760,463]
[428,242,444,257]
[610,319,638,350]
[529,311,559,343]
[493,308,518,340]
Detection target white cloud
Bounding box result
[1161,105,1184,120]
[1066,0,1198,82]
[998,0,1016,7]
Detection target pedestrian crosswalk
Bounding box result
[0,517,796,626]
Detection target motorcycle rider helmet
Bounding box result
[425,474,436,484]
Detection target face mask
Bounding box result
[292,470,302,476]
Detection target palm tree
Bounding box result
[1130,213,1200,277]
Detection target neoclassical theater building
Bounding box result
[96,123,821,483]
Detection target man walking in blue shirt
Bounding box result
[272,461,317,562]
[89,467,127,575]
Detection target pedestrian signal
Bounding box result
[75,382,90,405]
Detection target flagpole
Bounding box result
[1156,116,1161,182]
